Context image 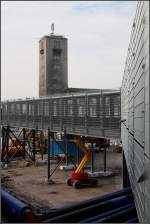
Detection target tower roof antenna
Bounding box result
[51,23,54,35]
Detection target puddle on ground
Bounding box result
[48,191,58,194]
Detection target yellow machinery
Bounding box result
[67,136,98,188]
[74,136,90,173]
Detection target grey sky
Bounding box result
[1,1,137,100]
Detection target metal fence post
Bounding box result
[6,125,10,164]
[91,143,94,173]
[104,147,107,172]
[32,129,36,162]
[22,128,26,159]
[47,128,51,180]
[64,128,68,166]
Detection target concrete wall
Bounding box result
[121,1,149,222]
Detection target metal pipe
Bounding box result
[97,204,137,223]
[40,188,132,222]
[50,158,64,177]
[81,203,135,223]
[125,217,138,223]
[1,189,36,222]
[43,194,133,223]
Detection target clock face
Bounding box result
[40,49,44,54]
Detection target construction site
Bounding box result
[1,1,149,223]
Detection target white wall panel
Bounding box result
[121,1,149,222]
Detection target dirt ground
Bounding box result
[1,151,122,211]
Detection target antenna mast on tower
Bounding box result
[51,23,54,34]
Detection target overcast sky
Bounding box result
[2,1,137,100]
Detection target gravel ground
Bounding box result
[1,151,122,210]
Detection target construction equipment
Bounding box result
[26,129,47,160]
[1,127,33,163]
[67,136,98,188]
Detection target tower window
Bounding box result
[54,65,60,71]
[53,49,61,56]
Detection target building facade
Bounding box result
[39,34,68,96]
[1,90,121,139]
[121,1,149,223]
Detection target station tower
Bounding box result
[39,24,68,96]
